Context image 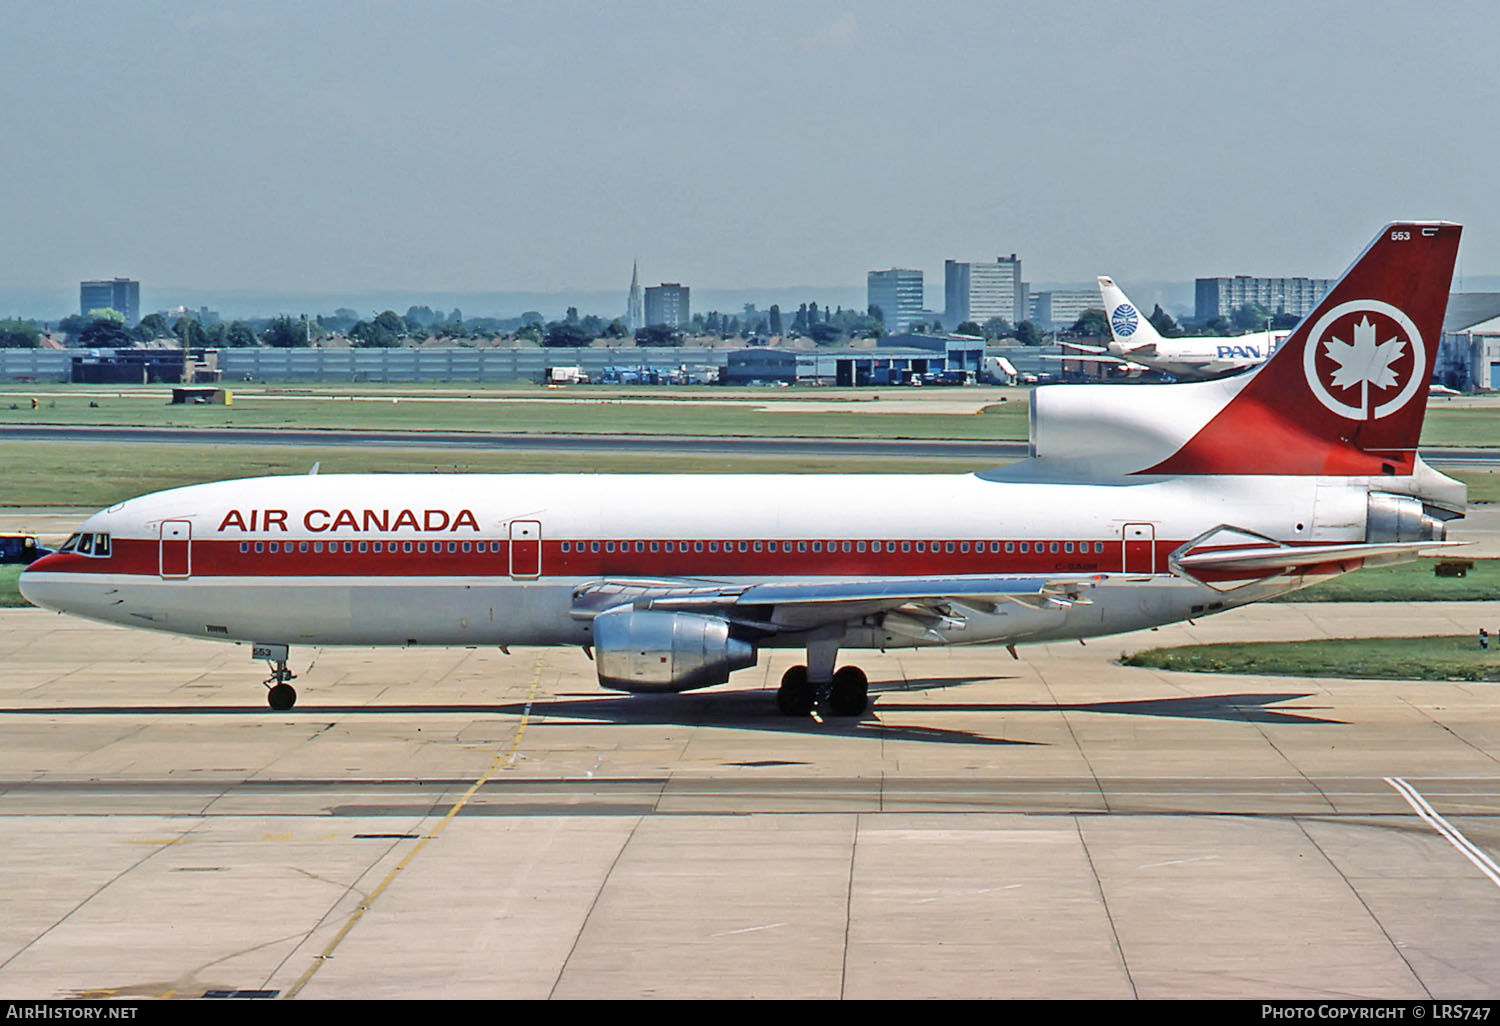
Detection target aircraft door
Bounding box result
[159,520,192,579]
[509,520,541,579]
[1122,522,1155,573]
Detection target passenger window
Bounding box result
[592,542,600,553]
[841,542,851,553]
[1095,542,1104,553]
[650,542,659,552]
[798,542,806,553]
[561,542,570,553]
[1005,542,1014,553]
[694,542,703,552]
[417,542,427,554]
[313,542,323,553]
[915,542,925,553]
[240,542,249,554]
[738,542,748,553]
[856,542,866,553]
[901,542,910,552]
[1050,542,1059,553]
[269,542,279,554]
[960,543,969,553]
[605,542,615,553]
[299,541,308,553]
[255,542,264,553]
[945,542,955,553]
[635,541,645,553]
[1064,542,1074,553]
[753,542,762,553]
[1019,543,1029,553]
[461,542,471,553]
[812,542,822,552]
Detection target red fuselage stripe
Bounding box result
[34,537,1171,578]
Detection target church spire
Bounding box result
[627,259,644,332]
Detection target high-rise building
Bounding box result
[626,261,644,332]
[866,269,924,332]
[1194,275,1332,322]
[644,283,690,330]
[944,255,1024,328]
[1031,289,1099,328]
[80,278,140,326]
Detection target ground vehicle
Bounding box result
[0,535,51,564]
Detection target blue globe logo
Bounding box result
[1111,303,1139,338]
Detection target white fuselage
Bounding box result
[1112,330,1284,379]
[20,471,1362,656]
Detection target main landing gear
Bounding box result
[776,664,869,718]
[254,643,298,710]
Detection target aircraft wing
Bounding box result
[1038,354,1149,372]
[572,574,1103,635]
[1058,340,1108,354]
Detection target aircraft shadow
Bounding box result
[0,689,1338,740]
[873,691,1344,726]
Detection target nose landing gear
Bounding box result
[253,643,298,710]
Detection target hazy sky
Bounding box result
[4,0,1498,296]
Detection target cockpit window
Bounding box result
[57,532,109,556]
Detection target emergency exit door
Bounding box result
[1122,523,1155,574]
[509,520,541,578]
[159,520,192,579]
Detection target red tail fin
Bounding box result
[1144,222,1461,476]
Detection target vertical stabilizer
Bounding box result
[1097,276,1164,353]
[1142,222,1460,476]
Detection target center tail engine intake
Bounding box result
[592,608,757,693]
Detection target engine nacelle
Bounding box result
[592,608,756,693]
[1366,491,1448,543]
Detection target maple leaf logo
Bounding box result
[1322,316,1406,392]
[1302,301,1425,422]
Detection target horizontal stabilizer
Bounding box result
[1173,539,1464,573]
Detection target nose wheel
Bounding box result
[257,644,298,710]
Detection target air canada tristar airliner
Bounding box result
[21,222,1465,716]
[1055,276,1287,379]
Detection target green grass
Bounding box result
[1272,557,1500,602]
[0,388,1031,440]
[1419,406,1500,447]
[0,441,987,508]
[1123,635,1500,682]
[0,565,26,608]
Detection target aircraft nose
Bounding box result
[18,554,74,611]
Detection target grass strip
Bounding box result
[1123,635,1500,682]
[1272,557,1500,602]
[0,565,26,607]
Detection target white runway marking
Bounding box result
[711,923,787,938]
[1386,777,1500,889]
